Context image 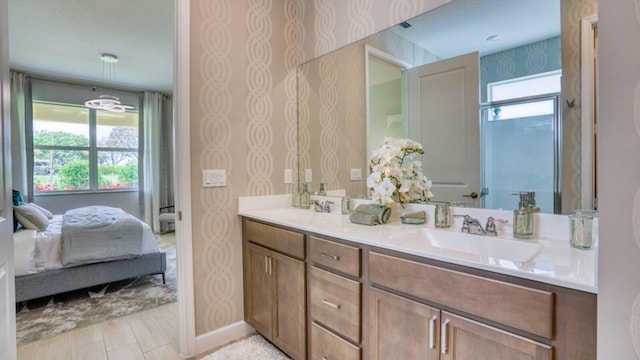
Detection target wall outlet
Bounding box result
[350,168,362,181]
[202,169,226,187]
[284,169,292,184]
[305,169,312,183]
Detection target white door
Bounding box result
[407,52,480,206]
[0,0,17,358]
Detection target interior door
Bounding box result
[0,0,17,357]
[408,52,480,206]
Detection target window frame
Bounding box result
[31,101,141,195]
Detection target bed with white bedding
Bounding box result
[13,206,166,303]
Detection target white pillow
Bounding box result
[27,202,54,219]
[13,229,38,276]
[14,204,49,231]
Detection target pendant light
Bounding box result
[85,54,134,112]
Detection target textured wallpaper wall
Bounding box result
[189,0,300,334]
[599,0,640,357]
[189,0,446,336]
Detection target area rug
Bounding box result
[202,335,290,360]
[15,234,177,345]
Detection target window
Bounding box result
[32,101,139,193]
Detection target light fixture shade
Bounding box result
[86,54,134,112]
[85,95,134,113]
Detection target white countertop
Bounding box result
[238,196,598,294]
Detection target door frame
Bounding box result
[580,14,598,210]
[364,45,412,173]
[175,0,196,357]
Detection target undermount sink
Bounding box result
[403,228,543,263]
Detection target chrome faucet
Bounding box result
[485,217,509,237]
[456,215,485,235]
[312,200,334,213]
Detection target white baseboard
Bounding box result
[195,321,255,355]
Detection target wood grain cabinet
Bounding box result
[308,236,362,360]
[241,218,596,360]
[369,287,552,360]
[243,220,306,360]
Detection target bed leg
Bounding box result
[162,272,166,285]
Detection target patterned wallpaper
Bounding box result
[561,0,597,214]
[190,0,301,334]
[599,0,640,357]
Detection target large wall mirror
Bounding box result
[298,0,595,214]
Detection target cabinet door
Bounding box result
[368,288,440,360]
[273,251,306,360]
[440,312,552,360]
[245,243,274,338]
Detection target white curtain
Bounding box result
[143,92,163,232]
[10,72,29,199]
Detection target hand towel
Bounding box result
[354,204,391,224]
[349,211,379,226]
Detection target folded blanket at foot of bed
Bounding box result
[61,206,143,267]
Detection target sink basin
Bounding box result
[402,228,543,263]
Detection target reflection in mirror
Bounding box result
[297,0,591,214]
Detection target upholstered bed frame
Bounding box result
[14,252,166,303]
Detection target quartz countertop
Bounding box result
[239,201,597,294]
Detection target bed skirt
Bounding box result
[15,252,166,303]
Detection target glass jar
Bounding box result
[434,203,451,228]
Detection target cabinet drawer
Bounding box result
[244,219,305,259]
[369,252,554,339]
[310,266,361,342]
[311,322,361,360]
[309,236,361,277]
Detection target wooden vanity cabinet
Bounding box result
[368,287,552,360]
[243,220,306,360]
[241,218,596,360]
[308,236,362,360]
[367,250,595,360]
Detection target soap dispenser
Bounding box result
[526,192,540,213]
[512,192,533,239]
[300,183,310,209]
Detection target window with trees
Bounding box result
[32,101,139,193]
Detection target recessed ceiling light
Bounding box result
[486,34,501,42]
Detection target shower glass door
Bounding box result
[481,95,561,213]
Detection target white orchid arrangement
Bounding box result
[367,137,434,207]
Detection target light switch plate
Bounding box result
[284,169,292,184]
[305,169,312,183]
[202,169,226,187]
[350,168,362,181]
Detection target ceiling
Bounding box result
[390,0,560,59]
[8,0,175,94]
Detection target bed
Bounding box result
[13,205,166,303]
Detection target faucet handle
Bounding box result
[485,217,508,236]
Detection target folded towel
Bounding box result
[354,204,391,224]
[349,211,379,226]
[401,211,426,225]
[401,211,425,219]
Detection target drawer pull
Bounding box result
[321,298,341,309]
[320,252,340,261]
[264,256,269,274]
[429,315,437,350]
[441,319,450,354]
[322,357,329,360]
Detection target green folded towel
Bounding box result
[401,211,425,219]
[349,211,379,226]
[354,204,391,224]
[401,211,426,225]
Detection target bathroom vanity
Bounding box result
[240,201,597,360]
